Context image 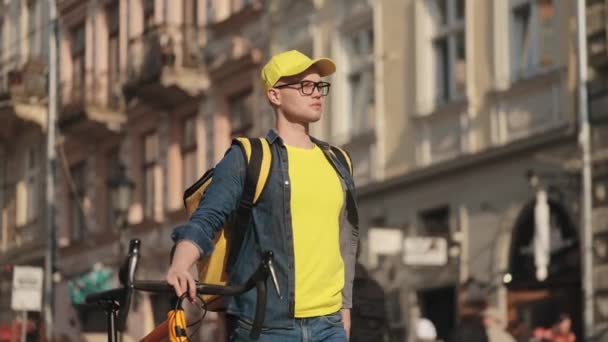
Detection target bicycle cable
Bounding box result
[170,292,214,341]
[186,295,208,340]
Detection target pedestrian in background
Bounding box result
[449,307,488,342]
[483,307,515,342]
[415,317,440,342]
[532,313,576,342]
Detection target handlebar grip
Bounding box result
[249,278,267,339]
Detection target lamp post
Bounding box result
[108,163,134,261]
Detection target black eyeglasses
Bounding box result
[274,80,331,96]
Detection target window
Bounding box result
[205,0,215,24]
[27,0,37,58]
[184,0,198,27]
[511,0,557,80]
[70,163,86,242]
[107,2,120,107]
[71,23,86,100]
[418,206,450,236]
[182,116,198,188]
[183,0,199,67]
[23,147,40,224]
[13,3,21,62]
[0,19,4,92]
[228,89,253,138]
[143,0,155,33]
[106,148,120,230]
[428,0,466,104]
[346,27,375,136]
[143,132,159,219]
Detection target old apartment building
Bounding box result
[2,0,608,341]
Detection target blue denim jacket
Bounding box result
[171,129,359,328]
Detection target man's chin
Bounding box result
[308,115,322,123]
[307,111,323,123]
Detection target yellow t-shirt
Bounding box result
[286,144,344,317]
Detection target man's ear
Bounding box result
[267,88,281,106]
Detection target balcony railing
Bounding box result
[587,0,608,67]
[5,58,47,102]
[182,25,203,68]
[60,70,124,112]
[123,26,176,100]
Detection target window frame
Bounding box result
[181,115,198,188]
[509,0,559,81]
[227,88,254,138]
[0,19,5,93]
[428,0,466,105]
[344,26,375,137]
[26,0,38,58]
[142,131,159,220]
[205,0,215,25]
[105,148,121,231]
[143,0,155,33]
[418,205,451,237]
[107,1,120,107]
[69,162,87,242]
[71,22,86,100]
[24,146,40,225]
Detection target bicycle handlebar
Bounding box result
[85,239,275,340]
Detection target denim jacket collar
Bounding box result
[265,129,331,151]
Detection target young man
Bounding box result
[166,50,359,341]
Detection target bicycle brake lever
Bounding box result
[268,258,281,299]
[264,253,281,299]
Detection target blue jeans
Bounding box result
[227,312,348,342]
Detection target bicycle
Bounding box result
[85,239,279,342]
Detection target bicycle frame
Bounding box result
[85,239,275,341]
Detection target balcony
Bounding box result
[490,70,567,145]
[589,77,608,125]
[58,70,126,140]
[0,58,48,142]
[587,0,608,67]
[203,1,265,80]
[122,24,206,110]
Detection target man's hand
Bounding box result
[165,240,200,300]
[340,308,351,339]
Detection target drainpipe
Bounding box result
[576,0,594,338]
[44,0,58,340]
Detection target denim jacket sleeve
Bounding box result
[171,146,246,258]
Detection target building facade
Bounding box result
[0,0,51,336]
[2,0,608,341]
[332,1,607,341]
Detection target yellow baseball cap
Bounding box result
[261,50,336,90]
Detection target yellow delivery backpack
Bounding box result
[182,137,353,311]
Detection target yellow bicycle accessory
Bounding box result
[168,307,188,342]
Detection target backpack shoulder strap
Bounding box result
[329,145,353,177]
[232,137,272,205]
[227,137,272,266]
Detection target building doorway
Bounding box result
[418,286,457,341]
[506,197,582,339]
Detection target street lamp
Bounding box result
[108,163,134,259]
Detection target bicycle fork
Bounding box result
[99,299,121,342]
